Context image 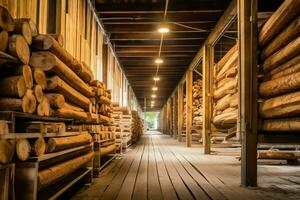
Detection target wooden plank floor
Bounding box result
[71,131,300,200]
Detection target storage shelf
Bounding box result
[0,131,88,139]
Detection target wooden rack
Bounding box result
[0,163,15,200]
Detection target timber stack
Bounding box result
[131,110,144,143]
[192,79,203,128]
[258,0,300,133]
[212,44,238,140]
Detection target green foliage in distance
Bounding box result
[145,112,159,128]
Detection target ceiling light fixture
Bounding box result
[151,94,157,98]
[158,27,169,33]
[152,86,158,91]
[155,58,163,64]
[151,101,155,104]
[153,76,160,81]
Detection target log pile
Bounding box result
[258,0,300,132]
[131,110,143,143]
[192,79,203,127]
[212,44,238,129]
[0,6,113,123]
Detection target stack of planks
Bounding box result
[212,44,238,129]
[0,6,112,123]
[131,110,143,143]
[192,79,203,127]
[258,0,300,132]
[112,103,123,153]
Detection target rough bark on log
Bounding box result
[215,94,231,111]
[262,36,300,72]
[81,62,94,83]
[17,18,37,36]
[1,65,33,89]
[0,98,23,111]
[33,68,47,89]
[16,138,30,161]
[217,50,238,79]
[0,6,14,32]
[261,16,300,61]
[13,19,32,45]
[0,30,8,51]
[22,89,37,114]
[259,0,300,46]
[29,51,94,97]
[0,50,19,66]
[100,144,116,156]
[46,76,91,110]
[8,34,30,64]
[38,152,94,189]
[259,71,300,98]
[214,77,237,99]
[259,90,300,118]
[34,85,43,103]
[0,139,14,164]
[0,76,26,97]
[262,118,300,132]
[45,93,65,108]
[50,107,88,120]
[63,102,84,112]
[213,108,238,126]
[47,133,92,153]
[32,137,46,157]
[216,44,237,72]
[257,151,300,160]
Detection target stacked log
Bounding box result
[131,110,144,143]
[192,79,203,126]
[213,44,238,129]
[258,0,300,132]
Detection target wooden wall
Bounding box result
[0,0,142,113]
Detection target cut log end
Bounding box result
[22,65,33,89]
[0,30,9,51]
[22,89,37,114]
[8,34,30,64]
[33,137,46,157]
[14,20,32,45]
[45,93,65,109]
[16,138,31,161]
[0,6,14,32]
[34,85,44,103]
[33,68,47,89]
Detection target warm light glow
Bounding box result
[153,76,160,81]
[155,58,163,64]
[151,104,154,107]
[151,101,155,104]
[152,86,158,91]
[151,94,156,98]
[158,27,169,33]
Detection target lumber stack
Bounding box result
[258,0,300,133]
[131,110,144,143]
[192,79,203,127]
[212,44,238,130]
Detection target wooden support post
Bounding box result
[173,95,177,139]
[202,45,212,154]
[186,69,193,147]
[178,84,183,142]
[238,0,258,187]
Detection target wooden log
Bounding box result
[261,16,300,61]
[0,30,8,51]
[46,76,91,110]
[29,51,94,97]
[229,93,238,108]
[1,65,33,89]
[33,68,47,89]
[63,102,84,112]
[0,76,26,97]
[259,71,300,98]
[0,139,14,164]
[0,98,23,111]
[45,93,65,108]
[266,55,300,80]
[47,133,92,153]
[50,107,88,120]
[0,50,19,66]
[262,35,300,72]
[262,118,300,132]
[258,0,300,46]
[37,97,50,116]
[16,138,30,161]
[22,89,37,114]
[81,62,94,83]
[216,50,238,79]
[13,19,32,45]
[0,6,14,32]
[213,108,238,125]
[100,144,116,156]
[259,90,300,118]
[214,77,237,99]
[257,151,300,160]
[48,34,63,46]
[32,137,46,157]
[34,85,43,103]
[8,35,30,65]
[216,44,237,72]
[38,152,94,189]
[99,95,111,105]
[215,94,231,111]
[17,18,38,37]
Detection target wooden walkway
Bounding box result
[71,131,300,200]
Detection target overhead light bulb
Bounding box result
[151,104,154,107]
[152,86,158,91]
[155,58,163,64]
[153,76,160,81]
[151,94,156,98]
[158,27,169,33]
[151,101,155,104]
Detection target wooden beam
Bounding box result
[202,45,212,154]
[178,83,183,142]
[238,0,258,187]
[186,69,193,147]
[115,46,199,53]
